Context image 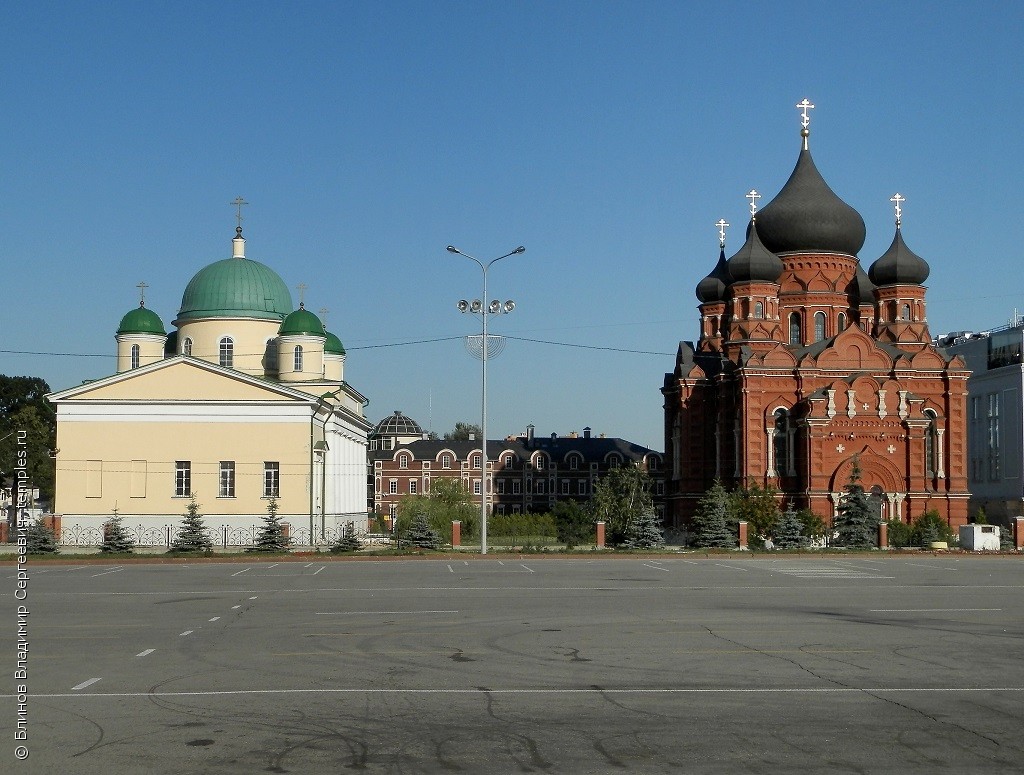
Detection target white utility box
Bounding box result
[959,524,1000,551]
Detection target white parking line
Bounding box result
[902,562,959,571]
[231,568,251,577]
[91,567,124,577]
[714,563,749,572]
[643,563,670,572]
[447,565,454,573]
[869,608,1002,613]
[249,596,258,600]
[312,566,325,575]
[521,565,535,573]
[179,630,194,636]
[231,605,241,609]
[304,562,313,568]
[71,678,102,691]
[209,617,220,622]
[315,610,459,616]
[136,649,155,657]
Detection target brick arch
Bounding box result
[829,451,903,494]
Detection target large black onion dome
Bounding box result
[696,248,731,303]
[754,147,866,256]
[868,227,930,286]
[727,221,783,283]
[848,265,876,305]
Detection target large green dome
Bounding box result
[177,257,293,322]
[117,304,166,335]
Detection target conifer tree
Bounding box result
[773,505,809,549]
[690,480,735,548]
[404,509,441,549]
[330,521,363,553]
[25,518,59,554]
[100,508,135,553]
[833,460,876,548]
[621,508,666,549]
[170,495,213,553]
[248,497,290,553]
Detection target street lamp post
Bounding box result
[447,244,524,555]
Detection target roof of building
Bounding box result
[372,410,424,437]
[279,305,326,337]
[371,434,660,462]
[727,220,783,284]
[696,248,731,303]
[754,141,866,256]
[869,226,930,286]
[117,304,165,335]
[324,330,345,355]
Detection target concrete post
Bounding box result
[596,521,606,549]
[878,521,888,549]
[738,520,748,550]
[452,520,461,548]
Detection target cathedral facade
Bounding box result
[663,104,970,532]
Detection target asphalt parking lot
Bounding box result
[3,554,1023,774]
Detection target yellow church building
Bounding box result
[48,224,371,547]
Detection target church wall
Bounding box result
[174,317,282,376]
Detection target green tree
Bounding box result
[0,375,57,506]
[911,509,954,547]
[330,521,363,553]
[444,422,482,441]
[729,481,781,543]
[689,480,734,548]
[551,500,593,548]
[170,495,213,553]
[591,465,654,545]
[621,508,665,549]
[833,460,876,548]
[404,508,442,549]
[25,518,59,554]
[100,508,135,553]
[396,477,477,542]
[773,505,808,549]
[796,509,827,542]
[248,497,290,553]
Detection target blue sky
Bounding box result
[2,1,1020,449]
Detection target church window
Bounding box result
[901,304,911,321]
[773,408,790,476]
[219,337,234,368]
[837,312,846,331]
[219,461,236,498]
[293,345,303,372]
[924,410,938,478]
[814,312,826,342]
[130,344,140,369]
[789,313,801,345]
[754,301,764,318]
[263,462,280,497]
[182,337,192,356]
[174,461,191,497]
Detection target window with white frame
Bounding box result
[219,337,234,368]
[409,479,417,494]
[442,454,452,469]
[130,344,140,369]
[219,461,236,497]
[293,345,303,372]
[174,461,191,497]
[263,462,280,497]
[578,479,588,495]
[472,453,481,468]
[399,453,409,469]
[389,479,398,494]
[814,311,826,342]
[535,455,546,471]
[569,455,580,471]
[512,480,521,495]
[789,312,801,345]
[473,479,481,495]
[561,479,570,494]
[182,337,192,356]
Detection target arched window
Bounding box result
[399,453,409,469]
[789,313,801,345]
[925,409,938,478]
[568,455,580,471]
[607,454,621,468]
[130,344,140,369]
[837,312,846,332]
[535,455,546,471]
[441,453,452,470]
[182,337,192,356]
[773,408,789,476]
[219,337,234,368]
[814,312,826,342]
[754,301,764,319]
[901,304,911,321]
[293,345,303,372]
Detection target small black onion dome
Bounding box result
[696,248,731,303]
[727,220,783,283]
[848,264,876,305]
[868,227,930,286]
[754,147,866,256]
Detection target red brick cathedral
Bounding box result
[663,103,970,531]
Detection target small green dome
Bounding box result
[279,306,326,337]
[177,257,292,322]
[324,330,346,355]
[117,305,166,335]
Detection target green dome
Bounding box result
[324,330,346,355]
[117,305,166,335]
[279,306,326,337]
[177,257,292,322]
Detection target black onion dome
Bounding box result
[727,221,783,283]
[848,264,877,305]
[696,248,731,303]
[754,147,866,256]
[868,227,930,286]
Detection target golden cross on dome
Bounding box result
[746,190,761,219]
[230,196,248,230]
[890,193,905,228]
[136,281,148,307]
[716,219,729,248]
